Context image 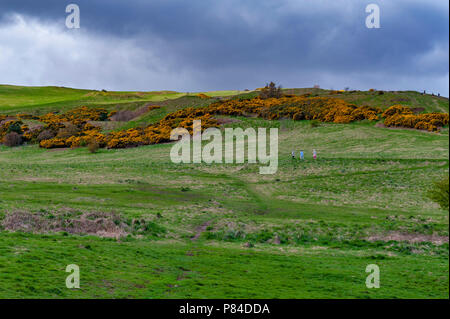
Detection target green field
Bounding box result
[0,85,245,115]
[0,85,448,298]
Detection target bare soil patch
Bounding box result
[216,117,241,125]
[367,231,448,245]
[110,105,155,122]
[390,97,410,103]
[411,107,425,113]
[1,210,128,238]
[374,122,440,133]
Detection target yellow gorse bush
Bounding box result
[1,97,448,149]
[197,93,211,99]
[382,105,449,132]
[201,96,381,123]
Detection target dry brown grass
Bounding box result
[109,106,154,122]
[1,210,128,239]
[2,132,22,146]
[367,231,448,245]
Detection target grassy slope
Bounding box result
[283,88,449,113]
[0,85,448,298]
[0,85,244,115]
[1,85,448,115]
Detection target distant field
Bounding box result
[1,84,448,115]
[0,85,248,115]
[0,85,448,298]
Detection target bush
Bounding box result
[5,95,448,150]
[197,93,211,99]
[428,177,449,210]
[39,138,66,149]
[87,139,100,153]
[2,132,22,147]
[381,105,448,132]
[7,121,23,134]
[383,111,448,132]
[22,126,43,142]
[56,123,80,139]
[37,130,55,142]
[382,105,413,118]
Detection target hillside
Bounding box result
[0,85,244,115]
[1,84,448,115]
[0,85,448,298]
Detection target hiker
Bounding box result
[291,150,295,159]
[313,149,317,159]
[299,150,304,160]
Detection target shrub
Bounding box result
[148,105,161,112]
[87,139,100,153]
[16,113,39,120]
[0,120,24,142]
[56,123,80,139]
[37,129,55,142]
[350,106,380,121]
[383,110,448,132]
[22,126,44,142]
[428,177,449,210]
[293,111,305,121]
[4,93,447,150]
[2,132,22,147]
[63,106,109,122]
[39,138,66,149]
[382,105,413,118]
[197,93,211,99]
[7,121,23,134]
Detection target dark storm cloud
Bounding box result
[0,0,448,94]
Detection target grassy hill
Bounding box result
[284,88,449,113]
[0,85,448,298]
[0,85,244,115]
[1,84,448,115]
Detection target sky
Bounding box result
[0,0,448,95]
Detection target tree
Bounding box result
[259,82,282,99]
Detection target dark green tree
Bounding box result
[259,82,282,99]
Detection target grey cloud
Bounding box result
[0,0,448,95]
